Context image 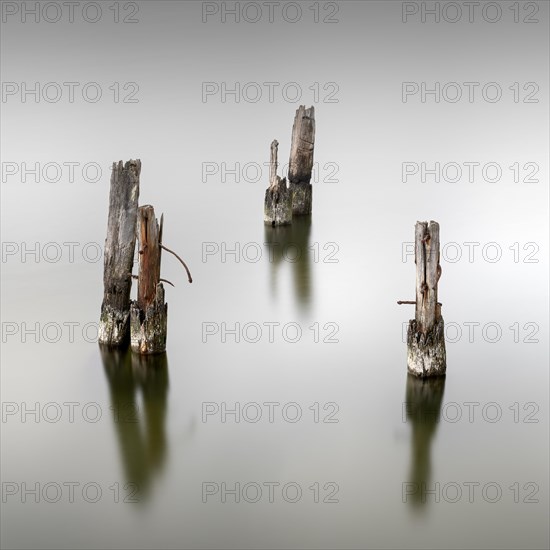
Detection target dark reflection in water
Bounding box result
[100,346,169,503]
[404,374,446,509]
[264,216,312,313]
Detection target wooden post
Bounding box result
[269,138,278,187]
[264,139,292,226]
[130,205,167,354]
[288,105,315,216]
[402,221,446,377]
[99,159,141,346]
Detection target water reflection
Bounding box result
[264,216,312,313]
[100,346,169,503]
[404,374,446,509]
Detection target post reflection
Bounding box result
[100,346,169,503]
[264,216,312,313]
[404,374,446,509]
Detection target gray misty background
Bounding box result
[1,1,549,549]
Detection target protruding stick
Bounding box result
[397,300,442,306]
[160,244,193,283]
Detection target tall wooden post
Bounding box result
[130,205,167,354]
[99,159,141,346]
[288,105,315,216]
[404,221,446,377]
[264,139,292,226]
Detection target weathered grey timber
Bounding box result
[400,221,446,377]
[288,105,315,216]
[269,139,278,187]
[99,159,141,346]
[130,205,167,354]
[264,139,292,226]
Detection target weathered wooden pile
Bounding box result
[398,221,446,377]
[98,160,191,354]
[265,105,315,226]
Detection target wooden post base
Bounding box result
[407,317,446,378]
[290,181,312,216]
[99,304,130,347]
[130,282,167,354]
[264,177,292,226]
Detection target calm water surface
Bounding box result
[1,187,548,549]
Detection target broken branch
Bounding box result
[160,244,193,283]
